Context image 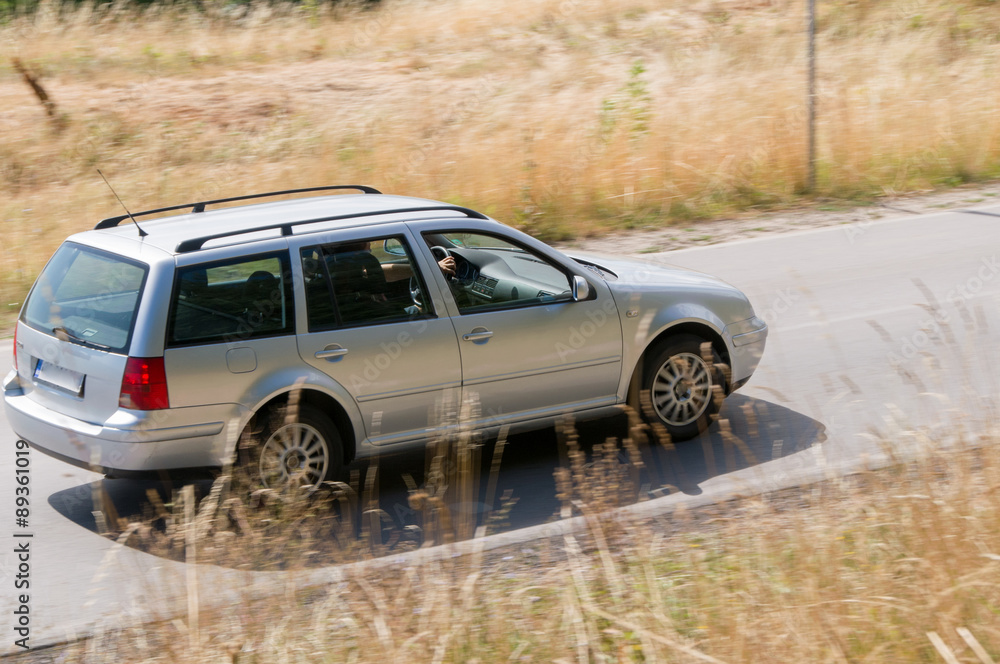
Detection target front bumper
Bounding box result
[4,369,239,473]
[724,317,768,389]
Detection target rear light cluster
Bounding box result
[12,323,17,372]
[119,357,169,410]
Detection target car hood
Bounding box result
[567,250,757,329]
[569,251,743,295]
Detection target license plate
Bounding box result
[33,359,85,397]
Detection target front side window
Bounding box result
[423,231,573,313]
[168,252,292,346]
[301,235,432,331]
[22,243,148,353]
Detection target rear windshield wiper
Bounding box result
[53,326,111,351]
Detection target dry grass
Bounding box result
[2,0,1000,327]
[38,417,1000,663]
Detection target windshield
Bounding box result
[443,233,527,252]
[22,243,148,353]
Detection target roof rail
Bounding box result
[175,205,490,253]
[95,185,382,229]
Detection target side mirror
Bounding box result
[383,238,407,257]
[572,275,591,301]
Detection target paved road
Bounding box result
[2,205,999,651]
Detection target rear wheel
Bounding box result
[642,335,724,441]
[242,404,343,490]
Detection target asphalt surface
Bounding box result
[2,205,999,652]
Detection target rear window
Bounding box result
[22,242,148,353]
[167,252,293,346]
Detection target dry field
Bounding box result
[2,0,1000,325]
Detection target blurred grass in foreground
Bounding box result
[2,0,1000,329]
[44,421,1000,662]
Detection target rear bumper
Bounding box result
[3,369,241,472]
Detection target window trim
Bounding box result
[166,250,294,348]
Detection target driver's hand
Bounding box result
[439,256,456,276]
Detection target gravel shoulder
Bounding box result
[559,182,1000,255]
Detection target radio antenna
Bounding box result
[97,169,147,237]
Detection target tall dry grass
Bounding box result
[58,420,1000,663]
[3,0,1000,325]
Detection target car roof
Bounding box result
[87,193,494,255]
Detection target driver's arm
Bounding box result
[381,262,413,282]
[382,258,456,281]
[438,256,456,276]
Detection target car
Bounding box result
[3,185,767,488]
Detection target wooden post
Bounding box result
[807,0,817,192]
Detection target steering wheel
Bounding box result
[411,245,456,308]
[409,275,424,308]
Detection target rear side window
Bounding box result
[300,235,433,332]
[168,252,293,346]
[22,243,148,353]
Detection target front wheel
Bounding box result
[242,404,343,490]
[642,335,724,441]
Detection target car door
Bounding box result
[293,230,462,446]
[418,228,623,428]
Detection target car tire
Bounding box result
[243,403,344,489]
[642,335,724,441]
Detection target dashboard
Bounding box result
[446,247,571,308]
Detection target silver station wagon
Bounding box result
[3,186,767,488]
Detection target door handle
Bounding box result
[315,345,349,360]
[462,328,493,343]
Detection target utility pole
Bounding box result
[807,0,817,192]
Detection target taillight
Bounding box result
[12,323,17,372]
[119,357,169,410]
